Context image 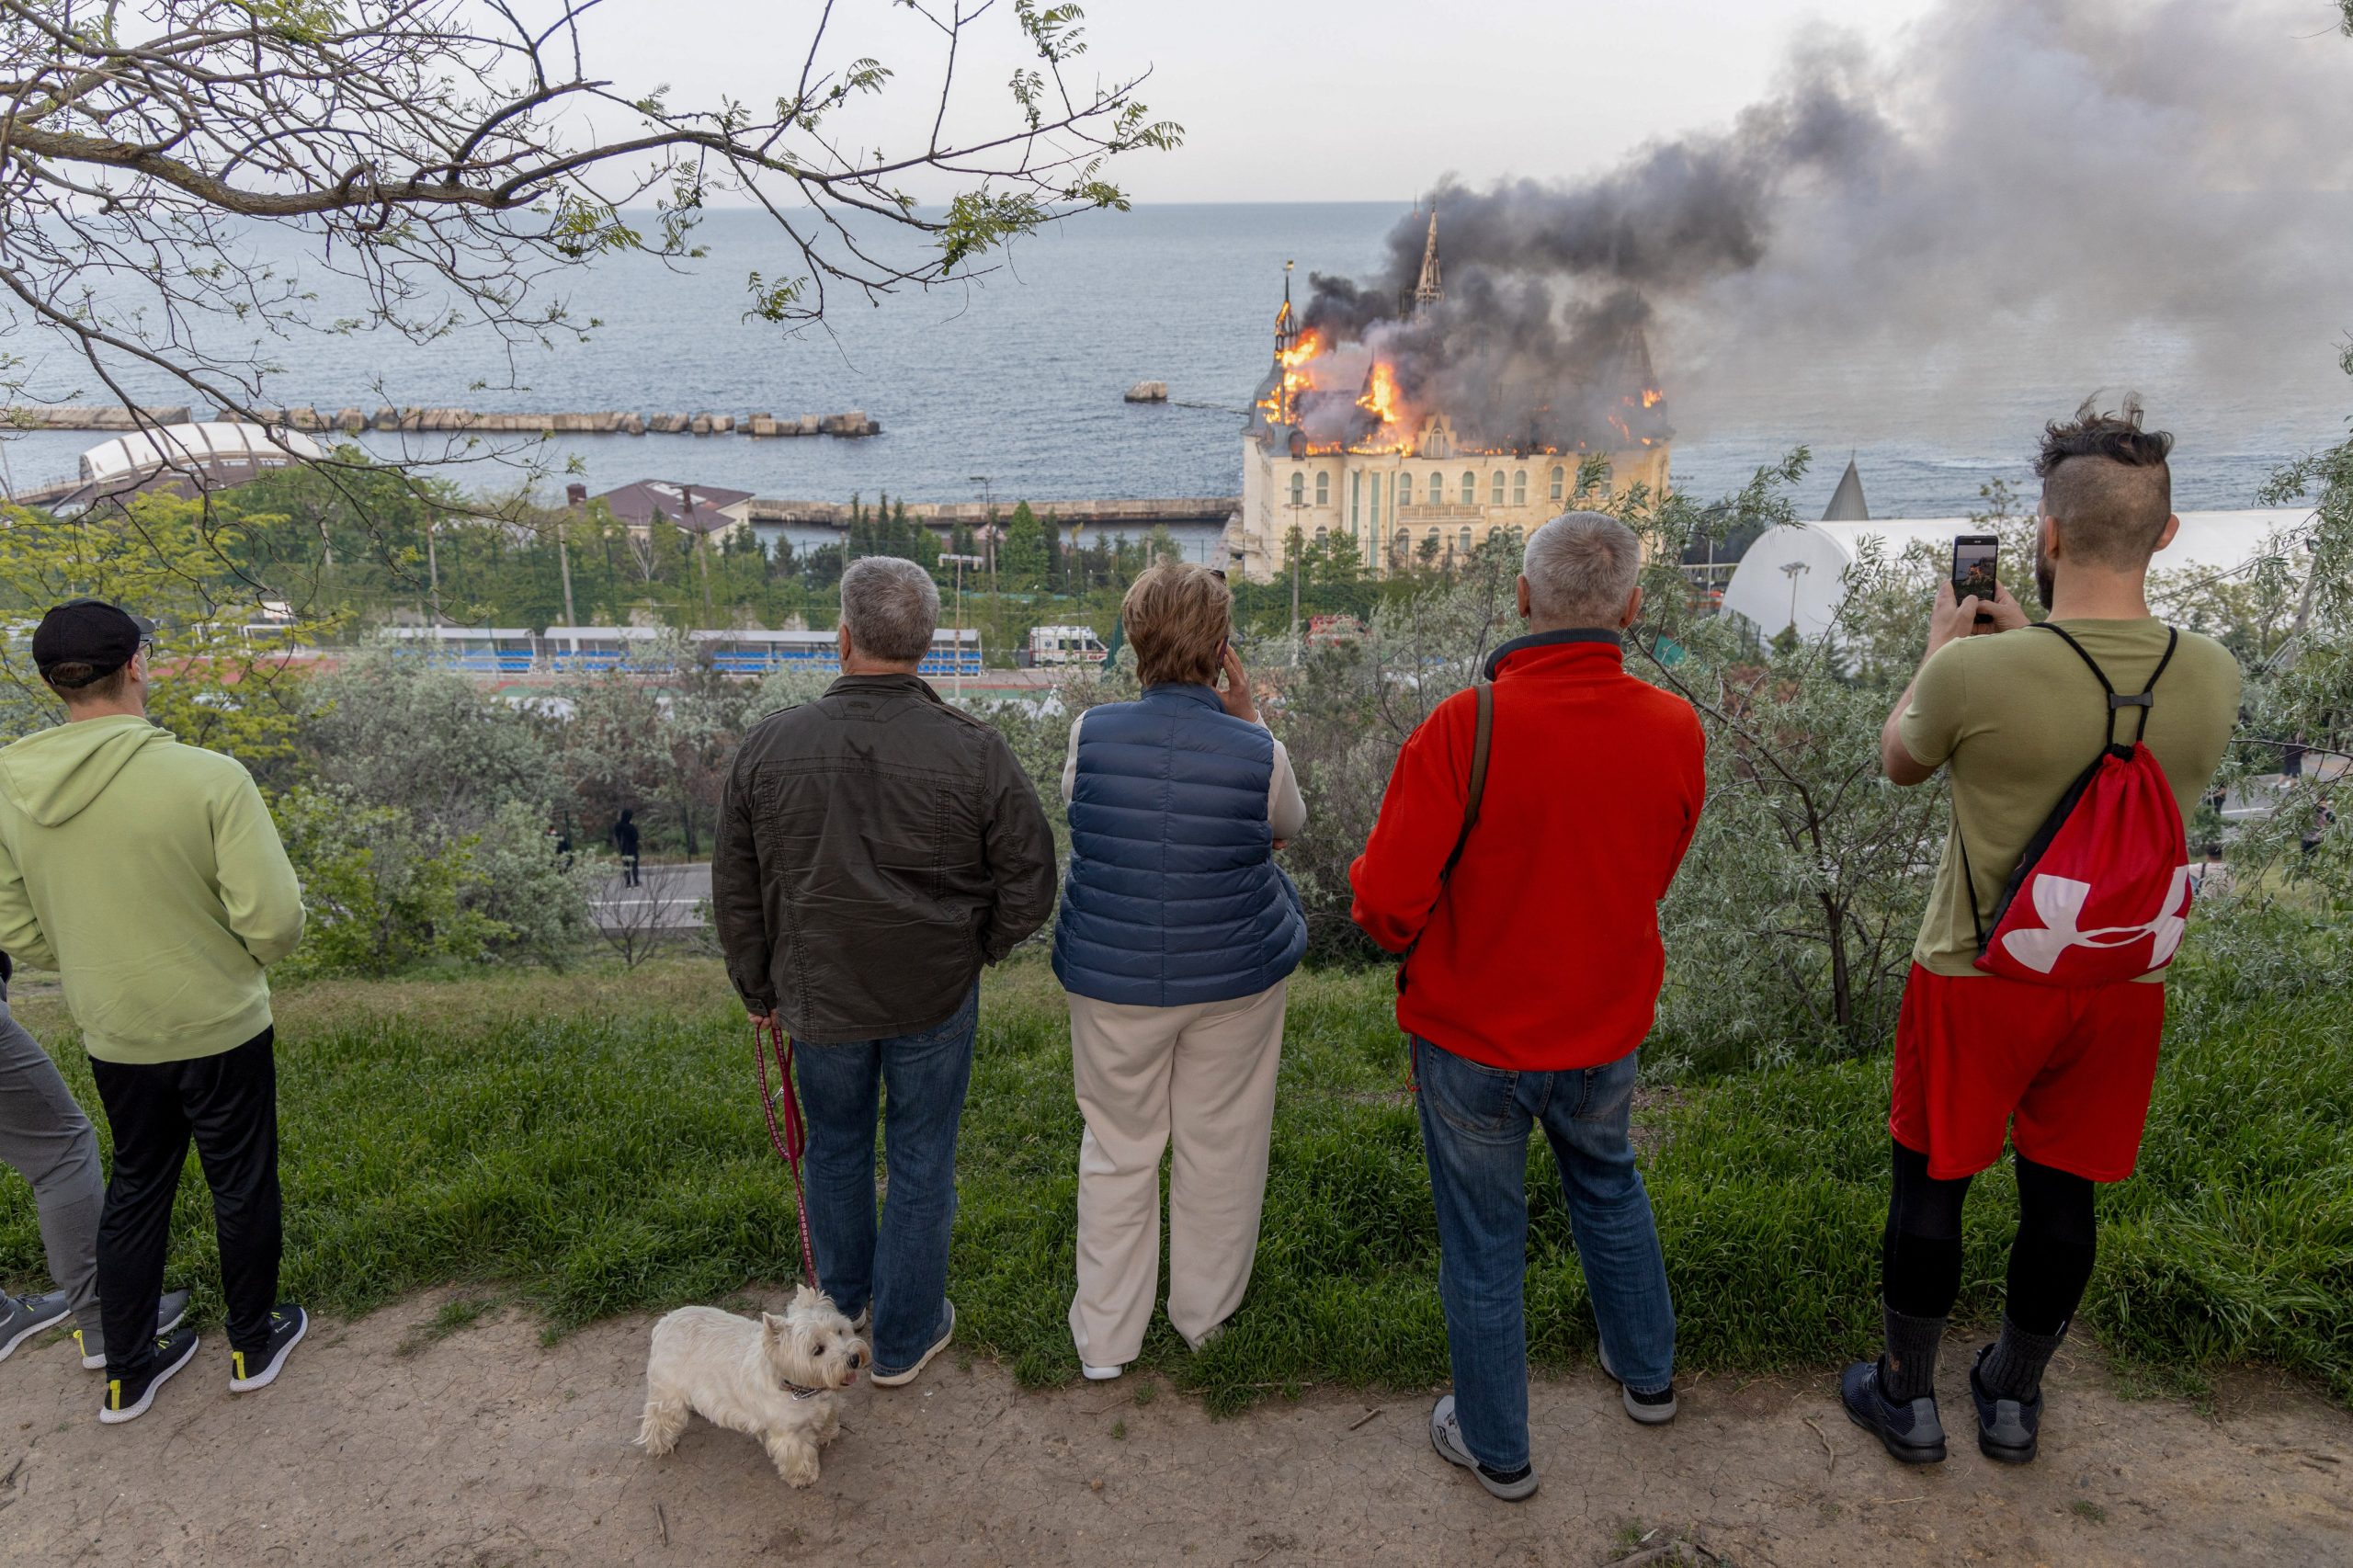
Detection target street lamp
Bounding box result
[1780,559,1812,635]
[939,552,984,699]
[1285,498,1310,665]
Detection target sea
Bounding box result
[5,203,2347,550]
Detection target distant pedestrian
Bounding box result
[1051,563,1307,1382]
[1850,401,2239,1468]
[0,600,308,1424]
[713,558,1057,1388]
[613,808,642,888]
[0,951,191,1370]
[1351,514,1705,1502]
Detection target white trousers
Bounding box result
[1065,980,1288,1368]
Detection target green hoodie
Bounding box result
[0,714,304,1064]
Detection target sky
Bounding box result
[565,0,1953,204]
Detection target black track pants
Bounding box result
[92,1028,282,1381]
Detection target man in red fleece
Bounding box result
[1351,511,1705,1503]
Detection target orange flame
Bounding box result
[1641,388,1664,409]
[1357,361,1403,426]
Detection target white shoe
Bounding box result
[1081,1362,1125,1381]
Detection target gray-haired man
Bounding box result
[713,557,1057,1386]
[1351,512,1706,1501]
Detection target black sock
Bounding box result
[1881,1302,1946,1403]
[1978,1314,2067,1401]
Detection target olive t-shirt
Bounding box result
[1899,618,2240,979]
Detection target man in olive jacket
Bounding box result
[713,557,1056,1387]
[0,600,307,1424]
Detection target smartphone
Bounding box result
[1951,535,1999,621]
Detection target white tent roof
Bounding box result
[1719,509,2316,642]
[79,422,326,482]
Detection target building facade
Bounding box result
[1233,415,1671,581]
[1227,209,1672,582]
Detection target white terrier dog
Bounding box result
[635,1287,868,1486]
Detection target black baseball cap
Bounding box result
[31,598,155,686]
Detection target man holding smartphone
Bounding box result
[1844,401,2239,1468]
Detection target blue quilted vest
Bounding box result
[1052,683,1308,1006]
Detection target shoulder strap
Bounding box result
[2033,621,2177,747]
[1438,682,1494,883]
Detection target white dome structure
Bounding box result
[78,421,325,482]
[1720,510,2315,642]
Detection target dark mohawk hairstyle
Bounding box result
[2034,392,2173,480]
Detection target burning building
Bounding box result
[1233,207,1670,580]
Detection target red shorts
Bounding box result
[1888,963,2165,1183]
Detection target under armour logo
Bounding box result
[1999,866,2191,975]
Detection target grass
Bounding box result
[2,954,2346,1415]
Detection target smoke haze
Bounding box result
[1299,0,2353,451]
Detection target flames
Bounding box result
[1255,328,1326,427]
[1258,317,1666,456]
[1357,361,1403,426]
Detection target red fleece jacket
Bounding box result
[1348,633,1706,1072]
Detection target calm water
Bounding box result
[5,204,2346,518]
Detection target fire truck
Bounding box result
[1029,624,1109,665]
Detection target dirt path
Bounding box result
[2,1290,2344,1566]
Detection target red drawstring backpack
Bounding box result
[1961,625,2194,986]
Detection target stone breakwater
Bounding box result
[6,405,881,438]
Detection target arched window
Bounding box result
[1288,472,1304,506]
[1392,528,1411,562]
[1314,525,1328,542]
[1550,465,1564,501]
[1513,470,1528,506]
[1316,472,1330,506]
[1399,472,1415,506]
[1460,471,1476,506]
[1490,470,1506,506]
[1458,526,1473,553]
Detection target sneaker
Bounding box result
[1840,1358,1947,1465]
[1081,1362,1125,1381]
[75,1290,194,1371]
[0,1289,72,1362]
[870,1300,954,1388]
[1968,1346,2042,1465]
[1428,1394,1540,1502]
[99,1325,200,1424]
[228,1304,309,1392]
[1597,1344,1678,1425]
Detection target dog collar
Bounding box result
[781,1380,825,1402]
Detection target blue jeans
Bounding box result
[793,986,977,1374]
[1415,1036,1676,1471]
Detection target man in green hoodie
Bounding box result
[0,599,308,1424]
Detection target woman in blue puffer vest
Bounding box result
[1052,562,1307,1380]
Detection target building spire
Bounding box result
[1414,203,1443,314]
[1273,258,1297,364]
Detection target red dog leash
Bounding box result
[755,1017,822,1293]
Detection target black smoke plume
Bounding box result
[1290,0,2353,449]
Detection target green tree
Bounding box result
[1001,502,1047,587]
[0,490,315,769]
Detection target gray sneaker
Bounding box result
[1598,1345,1679,1424]
[74,1290,193,1370]
[870,1300,954,1388]
[1428,1394,1540,1501]
[0,1290,72,1362]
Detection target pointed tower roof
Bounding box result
[1823,455,1870,521]
[1272,259,1297,364]
[1414,205,1443,313]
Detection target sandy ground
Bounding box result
[1,1291,2345,1567]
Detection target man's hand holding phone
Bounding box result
[1927,577,2028,658]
